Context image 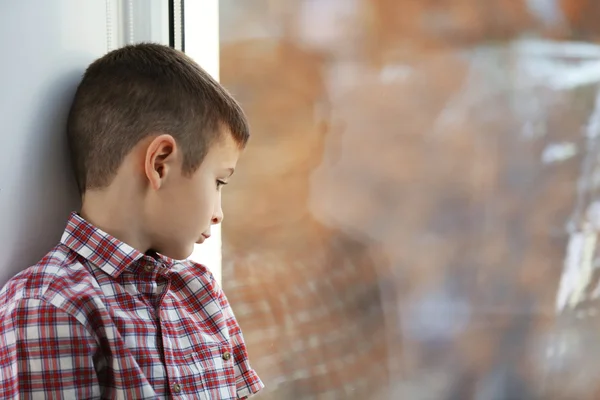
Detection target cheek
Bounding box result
[167,179,208,219]
[191,179,217,218]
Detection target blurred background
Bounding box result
[5,1,600,398]
[218,1,600,399]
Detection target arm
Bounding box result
[213,281,264,399]
[0,298,101,399]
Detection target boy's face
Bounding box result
[144,129,241,260]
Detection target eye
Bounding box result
[216,179,227,189]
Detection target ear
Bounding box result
[144,134,178,190]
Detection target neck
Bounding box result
[80,186,150,253]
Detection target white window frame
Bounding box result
[183,0,223,285]
[105,0,170,51]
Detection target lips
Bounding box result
[195,234,210,244]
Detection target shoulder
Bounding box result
[173,259,218,286]
[171,260,231,308]
[171,259,223,295]
[0,243,101,319]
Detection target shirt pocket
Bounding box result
[190,342,237,397]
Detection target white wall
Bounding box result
[0,1,106,285]
[0,1,222,285]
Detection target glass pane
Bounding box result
[219,1,600,398]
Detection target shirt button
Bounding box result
[222,351,231,361]
[172,383,182,393]
[144,265,153,272]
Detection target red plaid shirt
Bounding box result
[0,213,263,399]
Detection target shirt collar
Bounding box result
[60,212,159,278]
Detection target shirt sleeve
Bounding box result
[0,297,101,399]
[212,278,264,399]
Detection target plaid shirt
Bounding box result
[0,213,263,399]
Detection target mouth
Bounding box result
[195,234,211,244]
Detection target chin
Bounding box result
[159,244,195,261]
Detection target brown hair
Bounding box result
[67,43,249,194]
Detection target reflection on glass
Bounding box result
[219,1,600,398]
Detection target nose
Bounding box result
[212,204,223,225]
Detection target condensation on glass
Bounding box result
[219,1,600,399]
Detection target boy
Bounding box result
[0,43,263,399]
